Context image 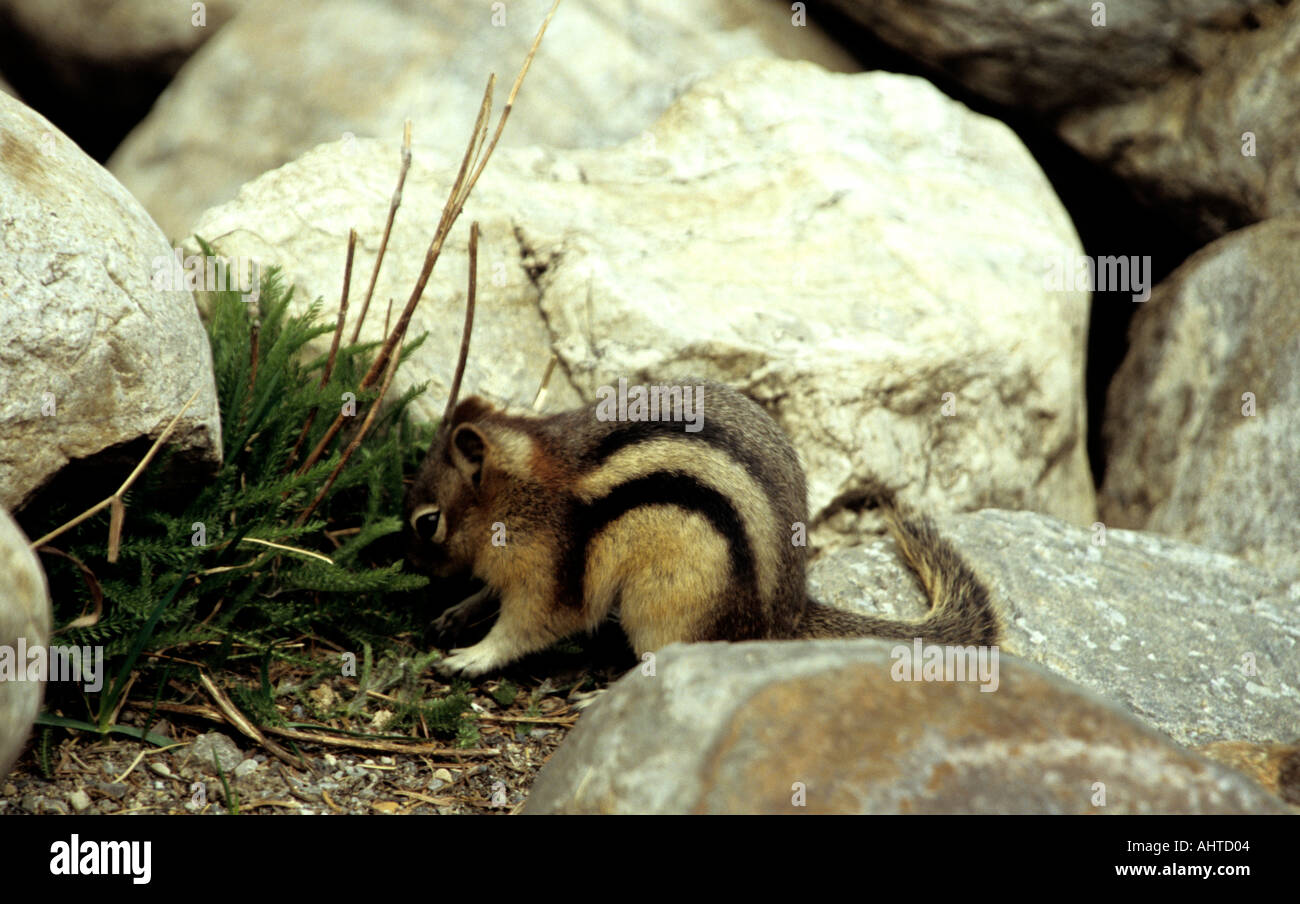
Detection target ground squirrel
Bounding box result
[404,378,998,677]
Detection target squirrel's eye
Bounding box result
[410,506,442,542]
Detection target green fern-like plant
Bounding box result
[25,250,449,740]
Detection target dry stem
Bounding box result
[29,386,203,557]
[295,0,559,478]
[441,221,480,425]
[38,545,105,632]
[288,227,358,468]
[350,120,413,345]
[200,671,306,769]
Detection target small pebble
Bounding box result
[188,732,244,773]
[97,782,129,800]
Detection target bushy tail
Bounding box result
[798,491,999,646]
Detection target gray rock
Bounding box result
[824,0,1257,114]
[18,792,67,814]
[525,640,1289,814]
[96,781,129,800]
[808,508,1300,747]
[109,0,857,239]
[185,732,244,774]
[187,58,1096,541]
[0,0,248,168]
[1099,216,1300,581]
[826,0,1300,240]
[0,506,50,777]
[0,92,223,511]
[66,788,91,811]
[1194,739,1300,805]
[0,0,247,71]
[1059,6,1300,240]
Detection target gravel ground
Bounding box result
[3,639,631,815]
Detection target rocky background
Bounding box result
[0,0,1296,814]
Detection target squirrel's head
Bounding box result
[404,396,534,578]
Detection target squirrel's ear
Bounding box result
[450,423,488,485]
[450,396,496,426]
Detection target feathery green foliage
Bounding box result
[25,251,463,738]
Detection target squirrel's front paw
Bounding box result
[431,586,497,643]
[437,642,501,678]
[432,604,472,642]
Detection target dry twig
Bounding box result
[37,546,104,632]
[130,700,500,757]
[199,671,305,769]
[295,0,559,479]
[294,212,482,528]
[288,227,358,468]
[350,120,413,344]
[30,386,203,559]
[441,221,480,424]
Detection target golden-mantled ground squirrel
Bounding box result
[404,378,999,677]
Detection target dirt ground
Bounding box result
[2,637,633,816]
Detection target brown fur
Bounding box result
[404,378,1000,677]
[796,496,999,646]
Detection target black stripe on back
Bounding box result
[586,418,776,501]
[559,471,757,608]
